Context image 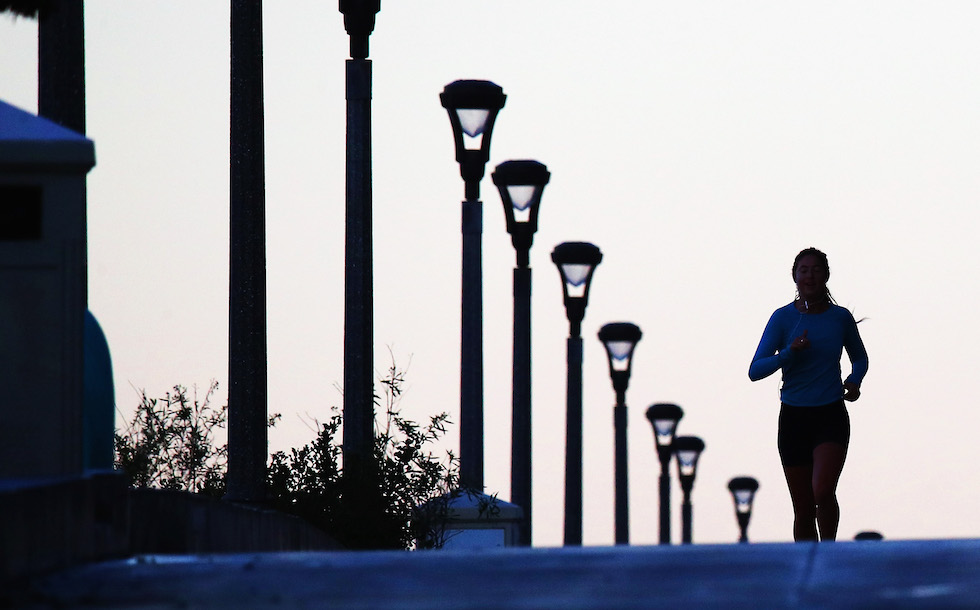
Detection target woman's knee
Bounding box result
[812,480,838,507]
[811,443,846,505]
[794,504,817,522]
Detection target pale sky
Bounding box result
[3,1,980,547]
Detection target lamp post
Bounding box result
[727,476,759,543]
[339,0,381,508]
[441,80,506,491]
[598,322,642,545]
[674,435,705,544]
[492,160,550,546]
[551,241,602,546]
[38,1,85,134]
[226,0,268,503]
[645,403,683,545]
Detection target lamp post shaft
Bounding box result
[658,466,671,544]
[38,0,85,134]
[460,198,484,491]
[563,335,584,546]
[512,265,532,545]
[737,512,750,543]
[614,402,629,545]
[340,56,376,491]
[681,492,693,544]
[227,0,268,503]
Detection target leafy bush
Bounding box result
[115,362,461,550]
[0,1,53,18]
[114,381,228,497]
[267,362,460,549]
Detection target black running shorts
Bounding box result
[777,400,850,467]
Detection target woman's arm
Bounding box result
[843,312,869,387]
[749,352,784,381]
[748,311,793,381]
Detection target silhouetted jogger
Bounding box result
[749,247,869,541]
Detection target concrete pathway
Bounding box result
[13,538,980,608]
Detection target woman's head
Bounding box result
[792,247,831,302]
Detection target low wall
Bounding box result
[128,487,340,555]
[0,472,128,583]
[0,472,340,584]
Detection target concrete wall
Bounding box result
[128,487,341,555]
[0,473,341,585]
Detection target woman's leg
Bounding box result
[812,441,847,541]
[783,464,817,541]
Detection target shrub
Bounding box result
[267,362,460,549]
[115,362,461,550]
[114,381,228,497]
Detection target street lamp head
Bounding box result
[598,322,642,396]
[645,402,684,465]
[339,0,381,59]
[854,531,884,541]
[673,435,705,491]
[492,160,550,266]
[550,242,602,337]
[728,475,759,543]
[727,476,759,514]
[441,80,506,200]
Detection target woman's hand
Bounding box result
[843,382,861,402]
[790,329,810,352]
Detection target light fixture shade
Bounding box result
[440,80,506,188]
[673,435,705,479]
[339,0,381,58]
[551,242,602,335]
[598,323,643,392]
[727,476,759,514]
[551,242,602,300]
[645,403,684,452]
[492,160,550,248]
[598,322,642,370]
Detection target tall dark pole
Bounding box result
[460,194,483,490]
[658,451,671,544]
[512,264,531,543]
[599,322,641,546]
[37,0,86,476]
[493,160,549,547]
[614,390,628,544]
[441,80,505,493]
[226,0,268,503]
[38,1,85,134]
[646,403,683,545]
[340,0,380,501]
[564,333,584,545]
[681,489,693,544]
[674,435,705,545]
[552,242,602,546]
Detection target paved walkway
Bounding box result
[12,538,980,608]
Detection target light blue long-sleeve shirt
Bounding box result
[749,303,868,407]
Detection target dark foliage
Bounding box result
[115,363,460,550]
[0,1,53,18]
[114,381,232,497]
[267,363,460,549]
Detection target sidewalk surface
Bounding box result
[12,538,980,608]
